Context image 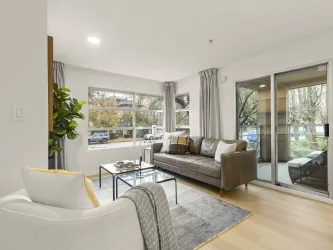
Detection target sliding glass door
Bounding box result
[236,63,329,195]
[236,76,272,182]
[275,64,328,193]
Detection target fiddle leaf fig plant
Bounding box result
[48,83,86,158]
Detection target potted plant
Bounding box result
[48,83,86,169]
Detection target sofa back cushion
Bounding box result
[168,136,190,155]
[200,138,220,158]
[222,140,247,151]
[189,136,204,155]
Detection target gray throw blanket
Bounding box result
[119,182,179,250]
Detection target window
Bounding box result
[88,87,163,149]
[175,93,190,135]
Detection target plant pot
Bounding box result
[48,157,55,170]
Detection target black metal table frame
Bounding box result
[99,165,155,201]
[115,169,178,204]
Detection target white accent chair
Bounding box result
[0,189,145,250]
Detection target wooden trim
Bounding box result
[48,36,54,132]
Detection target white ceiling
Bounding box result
[48,0,333,82]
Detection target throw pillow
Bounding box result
[160,131,186,153]
[168,135,190,155]
[214,140,237,162]
[21,167,100,209]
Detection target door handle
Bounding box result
[324,124,329,137]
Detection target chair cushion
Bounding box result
[21,167,100,209]
[222,140,247,151]
[168,136,190,155]
[154,153,221,178]
[200,138,220,157]
[287,158,312,168]
[189,136,204,155]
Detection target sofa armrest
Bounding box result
[151,143,163,163]
[220,149,257,190]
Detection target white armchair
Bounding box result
[0,189,145,250]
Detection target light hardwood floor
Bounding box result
[175,176,333,250]
[90,173,333,250]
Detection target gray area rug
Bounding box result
[93,177,251,250]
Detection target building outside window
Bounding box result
[175,93,190,135]
[88,87,163,149]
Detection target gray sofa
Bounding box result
[152,137,257,197]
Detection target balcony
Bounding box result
[239,124,328,192]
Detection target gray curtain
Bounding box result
[53,61,66,170]
[163,82,176,132]
[199,68,221,138]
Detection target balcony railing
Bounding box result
[239,124,327,160]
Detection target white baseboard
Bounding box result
[251,180,333,205]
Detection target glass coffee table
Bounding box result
[115,169,178,204]
[99,161,155,200]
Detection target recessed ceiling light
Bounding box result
[260,84,266,88]
[87,37,100,45]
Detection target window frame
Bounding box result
[175,93,190,133]
[88,87,164,148]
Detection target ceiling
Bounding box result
[48,0,333,82]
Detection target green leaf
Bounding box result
[49,149,56,158]
[60,87,70,92]
[54,145,62,152]
[54,128,67,135]
[69,120,77,129]
[67,131,77,140]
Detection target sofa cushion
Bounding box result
[168,136,190,155]
[154,153,221,178]
[189,136,204,155]
[154,153,183,166]
[200,138,220,157]
[188,157,221,178]
[222,140,247,151]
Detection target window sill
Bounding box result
[88,140,161,151]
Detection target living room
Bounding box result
[1,1,333,250]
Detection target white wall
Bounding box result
[65,66,163,175]
[0,0,48,196]
[175,75,201,136]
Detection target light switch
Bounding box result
[13,106,24,122]
[16,108,23,118]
